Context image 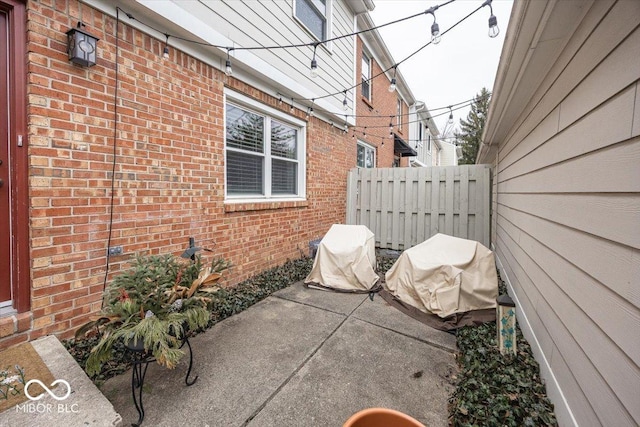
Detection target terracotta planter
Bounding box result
[343,408,426,427]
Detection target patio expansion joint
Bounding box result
[351,314,458,355]
[240,295,369,426]
[271,292,367,317]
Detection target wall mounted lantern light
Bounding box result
[66,22,99,67]
[497,294,517,355]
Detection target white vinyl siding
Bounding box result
[482,1,640,426]
[225,91,305,201]
[134,1,355,114]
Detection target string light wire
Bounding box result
[291,1,490,106]
[115,2,493,122]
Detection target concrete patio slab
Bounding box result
[246,317,456,427]
[98,281,458,427]
[101,296,346,426]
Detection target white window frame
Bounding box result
[356,140,376,168]
[294,0,331,43]
[224,90,306,203]
[361,51,372,101]
[396,98,403,131]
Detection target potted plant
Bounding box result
[76,253,231,377]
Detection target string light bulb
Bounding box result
[290,98,295,113]
[388,66,397,92]
[448,106,454,125]
[426,6,441,44]
[225,48,233,76]
[162,34,170,59]
[389,117,394,134]
[342,91,348,111]
[488,13,499,38]
[310,44,319,78]
[307,99,315,119]
[483,0,500,38]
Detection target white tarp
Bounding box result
[385,233,498,317]
[304,224,379,291]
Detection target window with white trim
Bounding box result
[295,0,327,41]
[357,141,375,168]
[362,52,371,100]
[225,94,305,200]
[396,98,403,131]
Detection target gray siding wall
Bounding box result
[490,1,639,425]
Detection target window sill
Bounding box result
[361,97,374,110]
[224,199,309,213]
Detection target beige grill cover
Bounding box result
[304,224,379,291]
[385,233,498,317]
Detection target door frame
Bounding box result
[1,0,29,313]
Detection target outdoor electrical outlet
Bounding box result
[108,246,123,256]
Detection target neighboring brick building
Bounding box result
[0,0,374,348]
[354,13,417,169]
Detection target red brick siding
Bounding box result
[0,0,352,347]
[355,37,410,168]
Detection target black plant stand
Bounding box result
[125,335,198,426]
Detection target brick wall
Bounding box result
[355,36,410,168]
[0,0,352,348]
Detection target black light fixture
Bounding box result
[66,22,99,67]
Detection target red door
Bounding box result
[0,8,11,304]
[1,0,28,313]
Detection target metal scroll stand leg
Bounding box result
[126,338,151,427]
[126,334,198,426]
[131,355,149,427]
[182,336,198,386]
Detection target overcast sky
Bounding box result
[369,0,514,137]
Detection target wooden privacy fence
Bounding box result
[346,165,491,250]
